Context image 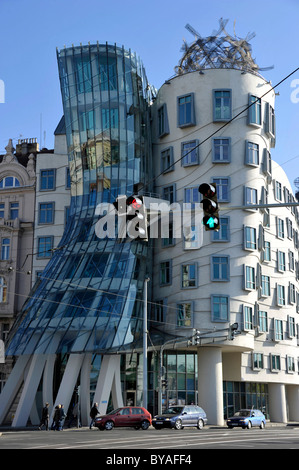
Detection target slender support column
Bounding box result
[197,347,224,426]
[268,383,287,423]
[80,353,92,426]
[50,354,84,423]
[93,355,123,414]
[0,355,31,425]
[12,354,47,427]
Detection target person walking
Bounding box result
[52,404,61,430]
[60,404,66,430]
[68,402,80,428]
[89,402,99,429]
[38,402,49,430]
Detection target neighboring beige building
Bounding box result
[0,139,37,388]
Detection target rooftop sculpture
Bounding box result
[175,19,273,77]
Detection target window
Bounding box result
[158,104,169,137]
[248,94,261,125]
[0,203,4,218]
[0,176,20,188]
[244,266,255,290]
[286,218,293,239]
[253,353,263,370]
[274,319,283,340]
[153,299,167,325]
[275,181,282,201]
[212,138,231,163]
[244,187,257,208]
[244,306,253,330]
[265,103,275,137]
[212,217,229,242]
[276,217,284,239]
[277,251,286,272]
[177,93,195,127]
[212,178,229,202]
[66,168,71,189]
[37,236,53,258]
[161,147,174,173]
[177,302,192,327]
[213,90,232,121]
[184,187,200,207]
[0,277,7,302]
[160,261,171,285]
[263,241,271,262]
[211,256,229,281]
[181,263,197,288]
[40,169,55,190]
[10,202,19,219]
[181,140,199,166]
[184,225,201,249]
[271,354,281,371]
[39,202,55,224]
[163,185,176,204]
[74,56,92,93]
[258,310,268,332]
[211,295,229,322]
[288,316,296,337]
[289,283,296,304]
[245,141,259,166]
[277,285,285,306]
[1,238,10,260]
[244,226,256,250]
[261,275,270,296]
[287,356,295,373]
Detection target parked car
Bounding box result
[152,405,207,430]
[226,409,266,429]
[94,406,152,430]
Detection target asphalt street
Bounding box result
[1,425,299,451]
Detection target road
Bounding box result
[1,425,299,451]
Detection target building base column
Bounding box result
[286,385,299,421]
[197,347,224,426]
[268,383,287,423]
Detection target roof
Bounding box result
[54,116,66,135]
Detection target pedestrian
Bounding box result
[89,402,99,429]
[68,402,79,428]
[51,404,61,430]
[38,402,49,430]
[60,404,66,430]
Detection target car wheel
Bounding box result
[247,421,252,429]
[260,421,265,429]
[174,419,183,430]
[197,419,204,430]
[104,420,114,430]
[140,420,150,430]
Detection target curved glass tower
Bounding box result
[6,43,153,357]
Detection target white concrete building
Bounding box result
[151,68,299,425]
[32,117,70,282]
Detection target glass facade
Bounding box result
[6,43,153,356]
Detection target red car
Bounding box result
[94,406,152,430]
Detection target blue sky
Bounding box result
[0,0,299,191]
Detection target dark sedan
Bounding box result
[226,409,266,429]
[152,405,208,430]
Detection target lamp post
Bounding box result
[143,277,150,409]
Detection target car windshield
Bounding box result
[107,408,122,415]
[234,410,251,417]
[163,406,184,414]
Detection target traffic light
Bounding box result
[113,195,148,241]
[228,322,239,340]
[192,328,200,345]
[198,183,220,231]
[161,378,168,389]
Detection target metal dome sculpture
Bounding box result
[175,19,273,76]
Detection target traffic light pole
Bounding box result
[227,202,299,210]
[143,277,150,410]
